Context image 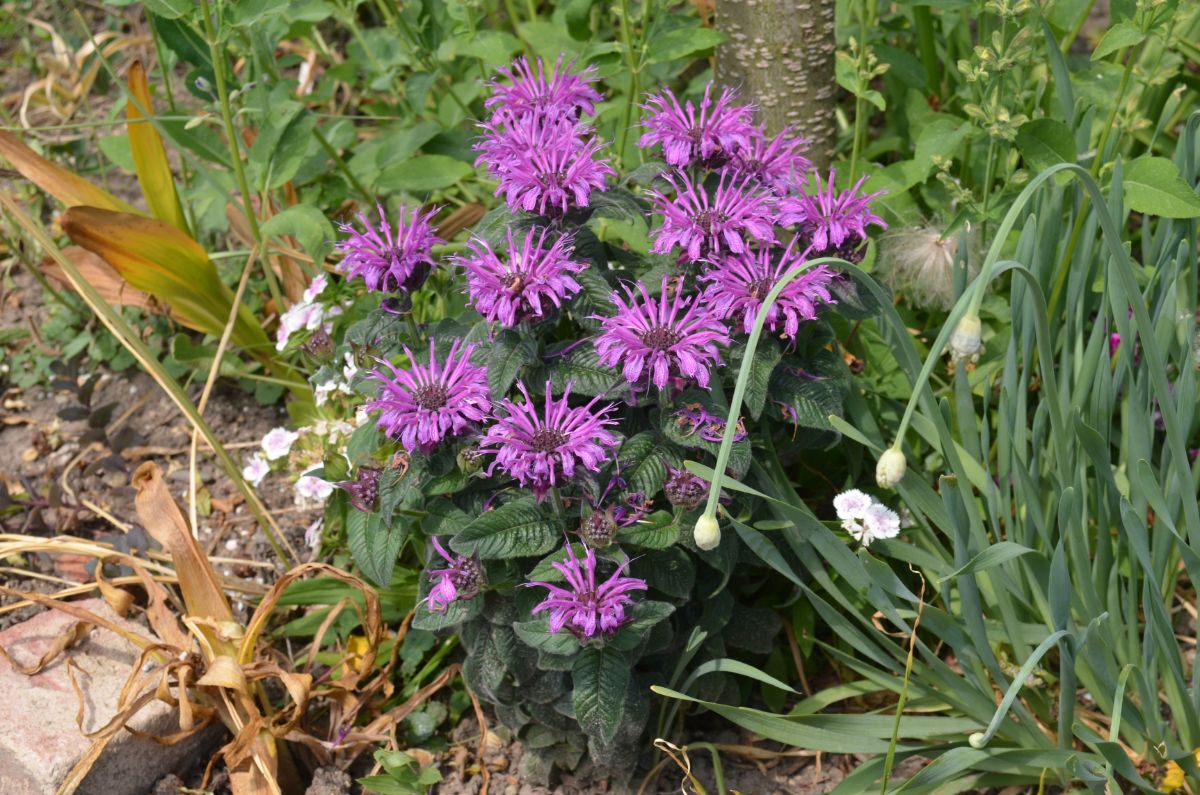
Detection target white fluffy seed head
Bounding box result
[693,514,721,550]
[878,225,978,311]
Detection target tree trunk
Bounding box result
[715,0,838,170]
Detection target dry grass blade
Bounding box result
[40,246,156,310]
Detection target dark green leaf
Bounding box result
[514,616,583,656]
[615,432,679,497]
[347,509,407,586]
[487,329,537,399]
[733,338,782,421]
[1015,119,1077,176]
[572,646,629,743]
[450,496,561,559]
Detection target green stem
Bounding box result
[313,126,372,202]
[198,0,283,310]
[550,487,569,530]
[913,6,938,94]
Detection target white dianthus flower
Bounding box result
[862,503,901,545]
[261,427,299,461]
[241,453,269,486]
[294,475,334,506]
[833,489,873,521]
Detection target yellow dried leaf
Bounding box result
[127,61,188,233]
[0,130,138,213]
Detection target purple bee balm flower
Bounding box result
[485,55,603,123]
[701,239,836,342]
[456,227,587,327]
[476,116,614,217]
[593,277,729,391]
[425,536,485,612]
[336,466,381,513]
[336,204,443,293]
[478,381,619,501]
[639,84,756,168]
[364,338,491,453]
[721,126,812,195]
[525,541,647,639]
[673,403,747,444]
[649,171,777,262]
[777,170,886,256]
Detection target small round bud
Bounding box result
[693,514,721,550]
[663,467,706,509]
[948,314,983,363]
[968,732,987,749]
[875,447,907,489]
[303,327,334,363]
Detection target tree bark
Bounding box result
[715,0,838,170]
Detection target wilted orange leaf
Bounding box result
[61,207,271,355]
[127,61,188,233]
[40,245,156,311]
[0,130,138,213]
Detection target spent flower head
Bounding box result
[673,403,747,444]
[593,277,729,392]
[486,55,603,123]
[778,170,886,258]
[702,239,836,342]
[456,227,587,327]
[425,537,485,612]
[479,381,620,501]
[364,339,491,453]
[649,171,777,262]
[337,204,442,293]
[525,541,647,639]
[639,84,756,168]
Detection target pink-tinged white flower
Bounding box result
[276,301,341,352]
[294,474,335,506]
[778,170,886,256]
[476,116,614,217]
[833,489,873,521]
[649,171,777,262]
[364,339,491,453]
[456,227,587,327]
[241,453,269,486]
[478,381,619,501]
[485,55,603,123]
[261,427,299,461]
[302,273,329,303]
[336,203,442,293]
[639,84,756,168]
[593,277,729,391]
[701,240,836,342]
[424,537,485,612]
[721,126,812,194]
[524,541,647,639]
[834,489,901,546]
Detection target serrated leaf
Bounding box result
[732,338,782,421]
[572,646,629,743]
[514,616,583,656]
[769,352,847,431]
[450,496,561,559]
[487,328,537,399]
[347,509,407,586]
[619,513,681,549]
[633,547,694,599]
[412,593,483,631]
[1122,156,1200,218]
[535,345,622,397]
[615,432,679,497]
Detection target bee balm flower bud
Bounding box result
[948,314,983,363]
[693,514,721,550]
[875,447,907,489]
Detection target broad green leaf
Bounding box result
[618,513,681,549]
[261,205,336,268]
[633,547,694,599]
[347,509,406,586]
[450,496,560,559]
[645,27,726,64]
[514,616,582,656]
[486,329,537,399]
[1015,118,1077,178]
[615,432,679,497]
[573,646,629,743]
[227,0,290,26]
[378,155,473,193]
[1091,21,1145,61]
[733,337,782,420]
[1122,156,1200,218]
[535,345,622,397]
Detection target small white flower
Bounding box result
[305,518,324,548]
[842,517,867,543]
[862,503,901,545]
[302,274,328,303]
[261,427,299,461]
[342,351,359,382]
[833,489,873,521]
[241,453,269,486]
[294,474,334,506]
[353,405,371,427]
